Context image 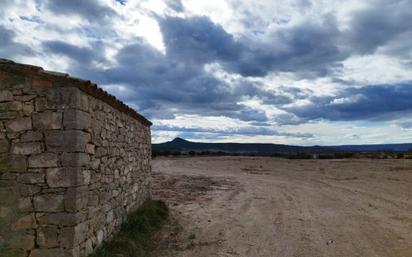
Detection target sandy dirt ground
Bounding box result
[151,156,412,257]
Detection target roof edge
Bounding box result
[0,58,152,127]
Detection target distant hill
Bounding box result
[152,137,412,155]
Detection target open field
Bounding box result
[151,156,412,257]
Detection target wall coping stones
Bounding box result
[0,58,152,127]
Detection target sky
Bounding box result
[1,0,412,145]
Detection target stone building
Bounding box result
[0,59,152,257]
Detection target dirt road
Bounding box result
[151,157,412,257]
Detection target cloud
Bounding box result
[42,40,105,64]
[153,124,313,138]
[158,15,241,65]
[399,121,412,129]
[165,0,184,12]
[158,14,346,77]
[65,38,270,122]
[346,0,412,55]
[2,0,412,144]
[43,0,117,22]
[285,83,412,122]
[0,25,33,58]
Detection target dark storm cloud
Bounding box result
[0,26,33,58]
[346,0,412,55]
[42,40,104,64]
[285,83,412,122]
[64,39,273,122]
[158,16,241,65]
[153,124,313,138]
[158,15,346,77]
[6,1,410,129]
[44,0,117,22]
[164,0,184,12]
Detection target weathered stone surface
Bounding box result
[0,206,12,218]
[0,139,10,153]
[0,154,27,172]
[32,79,53,88]
[1,63,151,257]
[46,167,74,188]
[0,248,27,257]
[45,130,90,152]
[61,152,90,167]
[78,170,91,186]
[29,248,68,257]
[11,214,36,231]
[37,227,59,248]
[34,194,65,212]
[33,111,62,130]
[0,101,22,111]
[96,230,104,245]
[85,143,95,154]
[59,227,76,248]
[18,184,41,197]
[28,153,59,168]
[0,90,13,102]
[37,212,79,227]
[84,238,94,256]
[6,117,31,132]
[9,234,35,250]
[0,111,18,120]
[21,131,43,142]
[63,109,91,130]
[17,173,45,184]
[12,142,43,155]
[23,101,34,115]
[18,197,33,212]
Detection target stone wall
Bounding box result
[0,59,152,257]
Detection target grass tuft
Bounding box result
[90,200,168,257]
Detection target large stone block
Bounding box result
[6,117,32,132]
[37,212,80,227]
[32,79,52,87]
[8,234,35,250]
[11,214,36,231]
[17,197,33,212]
[17,173,45,184]
[37,227,59,248]
[63,109,91,130]
[35,87,86,111]
[33,194,64,212]
[61,152,90,167]
[0,139,9,153]
[33,111,62,130]
[59,227,75,248]
[0,90,13,102]
[0,101,22,111]
[28,153,59,168]
[85,143,95,154]
[21,131,43,142]
[0,206,12,218]
[46,167,75,188]
[18,184,41,197]
[11,142,43,155]
[45,130,90,152]
[0,154,27,172]
[0,111,18,120]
